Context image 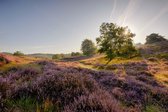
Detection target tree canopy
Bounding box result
[96,23,136,62]
[81,39,96,56]
[145,33,167,44]
[71,52,81,56]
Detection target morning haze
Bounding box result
[0,0,168,54]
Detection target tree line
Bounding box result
[79,23,167,63]
[12,22,167,62]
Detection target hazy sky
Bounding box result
[0,0,168,54]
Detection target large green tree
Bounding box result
[81,39,96,56]
[96,23,136,62]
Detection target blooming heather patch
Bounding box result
[0,61,167,111]
[64,90,124,112]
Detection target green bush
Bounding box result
[52,54,63,60]
[13,51,24,56]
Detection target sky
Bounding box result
[0,0,168,54]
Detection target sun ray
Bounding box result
[117,0,139,26]
[109,0,117,21]
[139,3,168,34]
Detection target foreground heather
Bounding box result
[0,61,167,112]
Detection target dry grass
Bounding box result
[79,55,168,87]
[0,53,42,71]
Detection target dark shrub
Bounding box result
[0,57,5,63]
[0,77,9,99]
[151,89,168,110]
[147,57,158,62]
[0,96,7,112]
[0,77,9,112]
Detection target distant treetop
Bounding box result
[81,39,96,56]
[145,33,167,44]
[13,51,24,56]
[71,52,81,56]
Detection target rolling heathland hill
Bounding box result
[0,44,168,112]
[28,53,55,59]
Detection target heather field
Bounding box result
[2,0,168,112]
[0,55,168,112]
